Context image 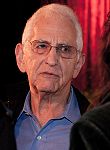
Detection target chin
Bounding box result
[33,78,59,93]
[40,86,57,93]
[37,84,58,93]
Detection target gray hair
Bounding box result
[22,3,83,51]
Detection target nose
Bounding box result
[45,47,58,66]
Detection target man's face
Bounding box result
[16,14,84,94]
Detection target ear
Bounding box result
[72,54,85,79]
[15,43,26,73]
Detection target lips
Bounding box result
[40,72,60,78]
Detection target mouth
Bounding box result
[40,72,60,79]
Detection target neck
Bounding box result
[31,85,71,126]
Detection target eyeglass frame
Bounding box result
[25,40,81,59]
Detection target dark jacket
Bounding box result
[69,102,110,150]
[0,82,89,150]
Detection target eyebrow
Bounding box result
[36,39,71,46]
[36,39,50,44]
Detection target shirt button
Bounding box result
[37,136,42,140]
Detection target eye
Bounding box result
[35,42,49,49]
[31,41,50,54]
[59,45,72,53]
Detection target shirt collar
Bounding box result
[23,91,32,115]
[17,86,81,123]
[17,91,32,120]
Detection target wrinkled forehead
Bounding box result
[36,18,76,46]
[22,9,76,43]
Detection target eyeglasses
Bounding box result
[28,40,79,59]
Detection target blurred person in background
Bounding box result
[69,11,110,150]
[92,11,110,106]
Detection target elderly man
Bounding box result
[14,3,89,150]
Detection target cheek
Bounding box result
[62,61,76,79]
[25,56,46,83]
[24,56,38,79]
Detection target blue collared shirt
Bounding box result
[15,86,81,150]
